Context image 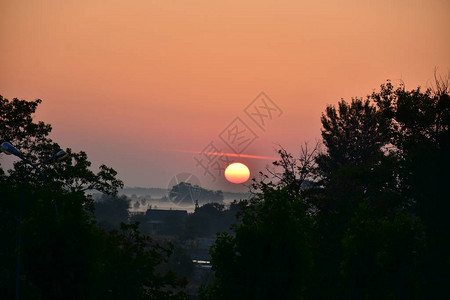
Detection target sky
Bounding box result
[1,0,449,192]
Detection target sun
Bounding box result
[225,162,250,184]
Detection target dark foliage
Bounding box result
[0,95,188,299]
[202,77,450,299]
[94,194,130,230]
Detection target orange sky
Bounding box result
[1,0,449,191]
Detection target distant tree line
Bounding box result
[169,182,224,205]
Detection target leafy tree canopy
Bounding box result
[0,95,188,299]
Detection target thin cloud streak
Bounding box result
[170,149,278,161]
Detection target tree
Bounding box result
[19,189,99,299]
[310,77,449,298]
[251,144,319,199]
[308,96,408,298]
[372,79,450,222]
[200,187,313,300]
[371,78,450,297]
[314,97,396,214]
[169,182,224,206]
[0,95,188,299]
[200,147,316,300]
[0,96,52,161]
[340,202,424,299]
[94,194,130,230]
[201,77,449,299]
[89,223,188,300]
[1,95,123,196]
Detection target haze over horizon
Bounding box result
[1,0,449,192]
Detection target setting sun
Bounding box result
[225,162,250,184]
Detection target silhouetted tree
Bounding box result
[169,182,224,206]
[371,77,450,297]
[0,95,188,299]
[89,223,188,300]
[310,77,449,298]
[202,76,449,299]
[340,202,424,299]
[94,194,130,230]
[309,97,398,297]
[200,187,313,300]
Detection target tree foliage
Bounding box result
[0,95,187,299]
[200,188,313,300]
[202,76,450,299]
[94,194,130,230]
[89,223,188,300]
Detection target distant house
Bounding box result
[145,208,187,235]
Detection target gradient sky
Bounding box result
[1,0,449,192]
